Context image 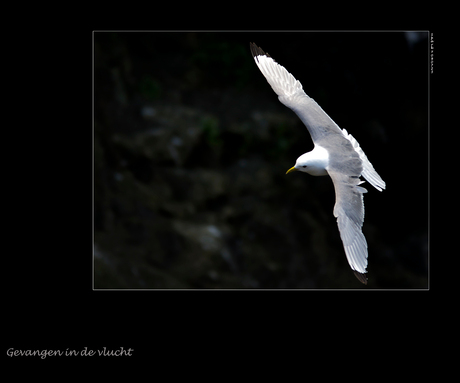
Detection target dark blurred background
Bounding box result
[94,31,428,289]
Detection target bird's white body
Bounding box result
[250,43,385,285]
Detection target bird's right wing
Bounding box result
[250,42,306,105]
[327,168,369,284]
[250,43,344,143]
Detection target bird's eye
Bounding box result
[302,165,307,168]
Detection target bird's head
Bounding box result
[286,151,328,176]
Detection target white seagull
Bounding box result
[250,43,385,284]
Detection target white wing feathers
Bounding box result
[250,43,307,105]
[328,170,369,283]
[337,214,369,279]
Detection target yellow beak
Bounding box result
[286,166,297,174]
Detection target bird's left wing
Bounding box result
[327,168,369,284]
[250,43,343,143]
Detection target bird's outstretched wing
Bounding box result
[250,42,344,143]
[250,43,386,192]
[327,168,369,284]
[250,43,306,104]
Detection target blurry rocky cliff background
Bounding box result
[94,32,428,288]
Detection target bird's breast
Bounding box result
[305,166,329,176]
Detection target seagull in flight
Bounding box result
[250,43,385,284]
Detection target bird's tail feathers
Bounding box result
[342,129,386,192]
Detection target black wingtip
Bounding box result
[249,42,271,60]
[353,271,368,285]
